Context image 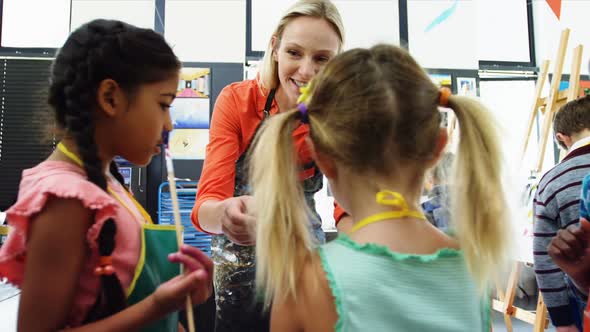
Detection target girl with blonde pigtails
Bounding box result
[249,44,511,331]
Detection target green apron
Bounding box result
[126,223,180,332]
[55,142,183,331]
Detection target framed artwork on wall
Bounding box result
[169,67,211,160]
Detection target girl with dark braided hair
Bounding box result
[0,19,212,331]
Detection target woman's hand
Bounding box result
[152,245,214,314]
[221,195,257,246]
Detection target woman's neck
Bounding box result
[274,85,295,113]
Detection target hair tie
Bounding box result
[297,85,311,104]
[439,87,452,107]
[94,255,115,276]
[297,103,309,124]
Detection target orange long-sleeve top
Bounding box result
[191,78,346,234]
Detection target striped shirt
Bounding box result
[533,143,590,326]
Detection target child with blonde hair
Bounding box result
[249,44,510,331]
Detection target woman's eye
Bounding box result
[287,50,300,57]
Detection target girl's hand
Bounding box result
[152,245,214,314]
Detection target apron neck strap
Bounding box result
[263,88,277,118]
[350,191,426,234]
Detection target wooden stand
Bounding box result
[493,262,549,332]
[495,28,584,332]
[521,28,584,172]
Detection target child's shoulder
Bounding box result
[8,160,115,218]
[319,234,464,270]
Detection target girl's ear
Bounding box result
[306,136,337,179]
[96,79,124,117]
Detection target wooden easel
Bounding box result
[493,262,549,332]
[521,28,584,172]
[495,28,584,332]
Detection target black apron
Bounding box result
[211,89,325,332]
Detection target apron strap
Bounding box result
[263,89,276,118]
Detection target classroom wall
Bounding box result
[2,1,588,71]
[533,0,590,75]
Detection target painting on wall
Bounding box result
[170,98,209,129]
[558,79,590,97]
[457,77,477,97]
[429,73,452,89]
[177,67,210,98]
[169,67,211,160]
[168,129,209,160]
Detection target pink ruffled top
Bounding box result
[0,161,143,326]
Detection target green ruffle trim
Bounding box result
[319,247,345,332]
[336,233,463,262]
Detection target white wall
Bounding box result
[70,0,156,32]
[477,0,530,63]
[5,0,569,73]
[165,0,245,63]
[251,0,400,52]
[1,0,70,48]
[534,0,590,75]
[479,80,555,176]
[408,0,478,69]
[335,0,400,50]
[408,0,531,69]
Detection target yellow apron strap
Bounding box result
[126,223,147,297]
[58,142,153,224]
[350,190,426,234]
[108,188,154,225]
[57,142,83,166]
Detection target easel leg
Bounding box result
[503,262,521,332]
[533,293,549,332]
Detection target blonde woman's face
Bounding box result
[273,16,340,108]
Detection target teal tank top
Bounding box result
[318,234,490,332]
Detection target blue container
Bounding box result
[158,181,212,256]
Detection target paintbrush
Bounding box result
[162,131,196,332]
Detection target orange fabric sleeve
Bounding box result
[191,86,242,233]
[333,201,348,225]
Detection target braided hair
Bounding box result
[47,19,180,321]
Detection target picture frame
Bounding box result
[456,77,477,97]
